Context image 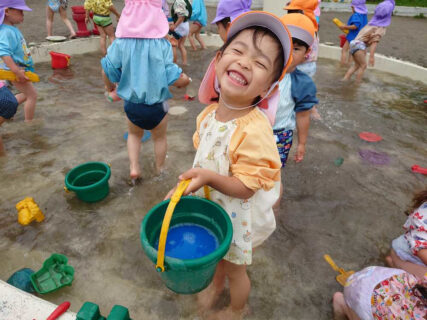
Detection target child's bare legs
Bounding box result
[12,82,37,122]
[353,50,367,82]
[178,36,188,65]
[15,93,26,105]
[209,261,250,320]
[97,26,108,56]
[188,23,198,51]
[104,24,116,52]
[127,119,144,180]
[195,30,206,50]
[198,260,226,313]
[332,292,361,320]
[340,41,349,66]
[59,7,76,38]
[150,114,168,174]
[46,6,54,37]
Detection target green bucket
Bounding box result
[140,196,233,294]
[65,162,111,203]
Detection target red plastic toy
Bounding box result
[47,301,71,320]
[339,34,346,48]
[184,94,195,101]
[411,165,427,175]
[359,132,383,142]
[49,52,71,69]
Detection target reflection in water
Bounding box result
[0,51,426,319]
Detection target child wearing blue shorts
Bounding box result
[101,0,190,180]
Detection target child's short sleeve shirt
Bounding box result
[346,13,368,42]
[403,202,427,256]
[355,25,386,46]
[84,0,113,15]
[101,38,182,104]
[0,25,34,72]
[192,104,281,265]
[273,69,318,131]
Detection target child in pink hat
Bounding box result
[101,0,190,180]
[165,11,292,320]
[0,0,38,124]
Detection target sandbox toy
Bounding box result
[324,254,355,286]
[77,302,132,320]
[332,18,349,34]
[30,253,75,294]
[64,162,111,203]
[0,69,40,82]
[50,52,71,69]
[16,197,44,226]
[141,180,232,294]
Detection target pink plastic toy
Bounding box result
[47,301,71,320]
[411,165,427,175]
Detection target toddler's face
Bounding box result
[215,29,281,107]
[5,8,24,25]
[288,42,308,72]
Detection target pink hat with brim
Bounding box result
[116,0,169,39]
[0,0,32,24]
[199,11,292,125]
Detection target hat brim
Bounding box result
[286,25,314,47]
[227,11,292,80]
[8,4,32,11]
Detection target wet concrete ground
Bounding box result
[0,48,426,319]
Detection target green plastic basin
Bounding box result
[65,162,111,203]
[140,196,232,294]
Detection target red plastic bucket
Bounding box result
[49,52,71,69]
[339,34,347,48]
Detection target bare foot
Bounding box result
[332,292,348,320]
[310,107,322,121]
[207,306,248,320]
[130,166,141,180]
[197,284,222,316]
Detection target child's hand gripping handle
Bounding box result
[332,18,349,34]
[156,180,211,272]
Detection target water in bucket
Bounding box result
[155,223,219,260]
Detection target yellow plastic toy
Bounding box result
[332,18,349,34]
[0,70,40,82]
[324,254,355,286]
[16,197,45,226]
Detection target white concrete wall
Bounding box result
[0,280,76,320]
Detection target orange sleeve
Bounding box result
[229,111,281,191]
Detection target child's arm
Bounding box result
[170,16,185,31]
[2,56,28,82]
[339,24,357,31]
[295,110,310,163]
[172,73,190,88]
[166,168,255,200]
[102,70,115,92]
[417,249,427,266]
[390,249,427,280]
[368,42,378,67]
[109,5,120,20]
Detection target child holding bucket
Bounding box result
[339,0,368,67]
[386,189,427,268]
[0,0,37,122]
[84,0,121,56]
[343,0,394,82]
[101,0,190,180]
[166,11,292,319]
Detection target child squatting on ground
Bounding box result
[273,13,318,208]
[339,0,368,66]
[101,0,190,180]
[165,11,293,320]
[84,0,121,56]
[343,0,394,82]
[188,0,207,51]
[387,189,427,269]
[46,0,76,39]
[0,0,37,123]
[211,0,251,43]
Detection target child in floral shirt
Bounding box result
[388,189,427,268]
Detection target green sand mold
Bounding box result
[30,253,74,294]
[77,302,132,320]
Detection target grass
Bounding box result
[366,0,427,7]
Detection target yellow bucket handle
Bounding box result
[156,180,211,272]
